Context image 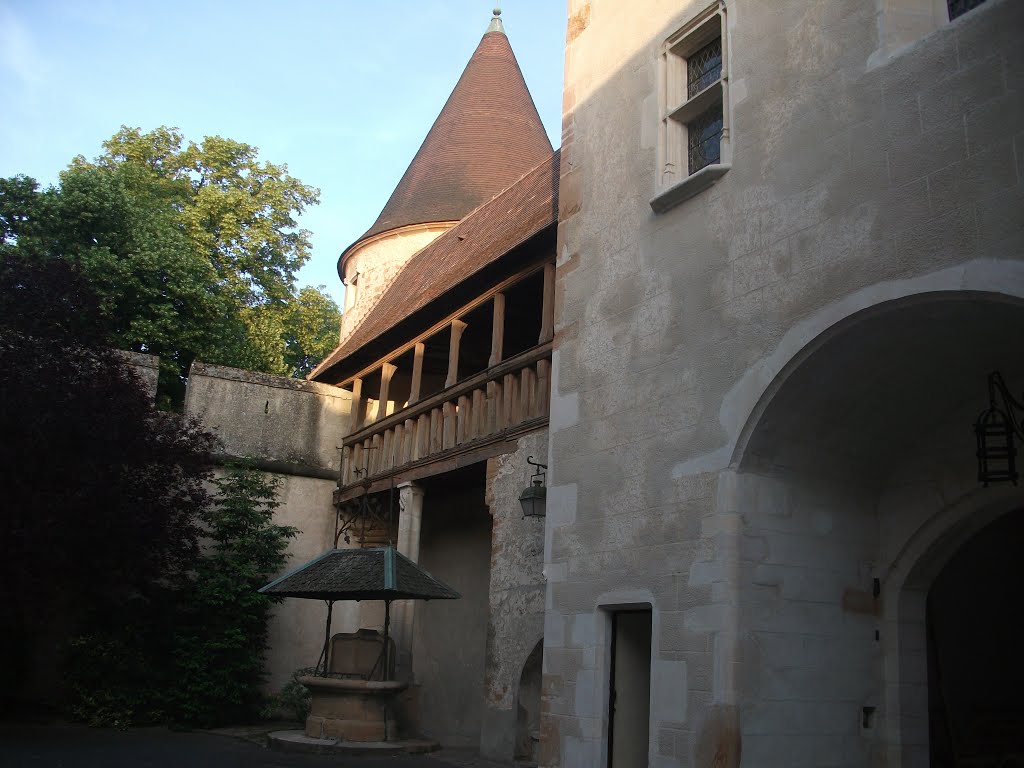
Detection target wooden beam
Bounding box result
[376,363,397,422]
[489,292,505,367]
[408,342,425,405]
[539,261,555,344]
[445,319,468,389]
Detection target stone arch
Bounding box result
[725,257,1024,471]
[514,637,544,762]
[879,488,1022,766]
[724,280,1024,765]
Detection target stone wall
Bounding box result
[119,350,159,400]
[184,363,360,692]
[413,476,493,747]
[481,430,548,760]
[338,223,453,346]
[548,0,1024,766]
[185,362,350,472]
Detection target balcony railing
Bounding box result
[338,342,551,491]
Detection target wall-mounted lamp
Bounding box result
[975,371,1023,486]
[519,456,548,518]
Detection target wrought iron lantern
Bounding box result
[975,372,1023,486]
[519,456,548,518]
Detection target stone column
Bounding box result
[394,481,424,681]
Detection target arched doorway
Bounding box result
[925,511,1024,766]
[730,290,1024,765]
[515,639,543,764]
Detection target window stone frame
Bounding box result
[651,1,731,214]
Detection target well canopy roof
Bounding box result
[258,546,460,602]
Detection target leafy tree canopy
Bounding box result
[0,126,341,404]
[1,255,300,724]
[0,253,215,704]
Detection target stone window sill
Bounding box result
[650,164,730,214]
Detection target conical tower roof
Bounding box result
[341,11,552,270]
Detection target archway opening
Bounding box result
[731,291,1024,765]
[515,639,543,764]
[925,510,1024,766]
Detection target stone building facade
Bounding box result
[546,0,1023,766]
[181,1,1023,765]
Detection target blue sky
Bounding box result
[0,1,567,305]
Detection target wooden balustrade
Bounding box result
[339,343,551,488]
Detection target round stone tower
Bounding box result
[336,9,552,345]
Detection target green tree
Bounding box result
[0,253,215,717]
[0,127,340,404]
[169,467,297,727]
[285,285,343,377]
[85,127,317,306]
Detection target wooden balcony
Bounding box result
[337,342,550,500]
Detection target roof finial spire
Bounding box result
[486,4,504,34]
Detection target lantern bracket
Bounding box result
[526,455,547,478]
[519,456,548,519]
[975,371,1024,486]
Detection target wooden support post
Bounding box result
[510,373,522,425]
[456,395,470,444]
[537,358,550,417]
[488,380,501,431]
[429,408,442,454]
[471,388,485,439]
[488,293,505,368]
[503,373,515,427]
[352,442,363,479]
[349,378,363,435]
[445,319,468,389]
[539,262,555,344]
[341,445,352,485]
[369,434,381,475]
[416,414,429,459]
[442,401,456,449]
[377,363,397,423]
[521,367,535,419]
[403,418,416,464]
[381,429,393,472]
[392,424,403,468]
[408,342,425,405]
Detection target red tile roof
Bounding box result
[311,149,560,382]
[339,29,553,277]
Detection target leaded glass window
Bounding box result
[947,0,986,20]
[653,4,731,211]
[688,107,723,174]
[687,38,722,99]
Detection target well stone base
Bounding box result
[299,675,408,742]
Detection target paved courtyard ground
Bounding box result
[0,723,510,768]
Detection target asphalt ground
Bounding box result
[0,724,509,768]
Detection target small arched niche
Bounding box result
[515,639,544,764]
